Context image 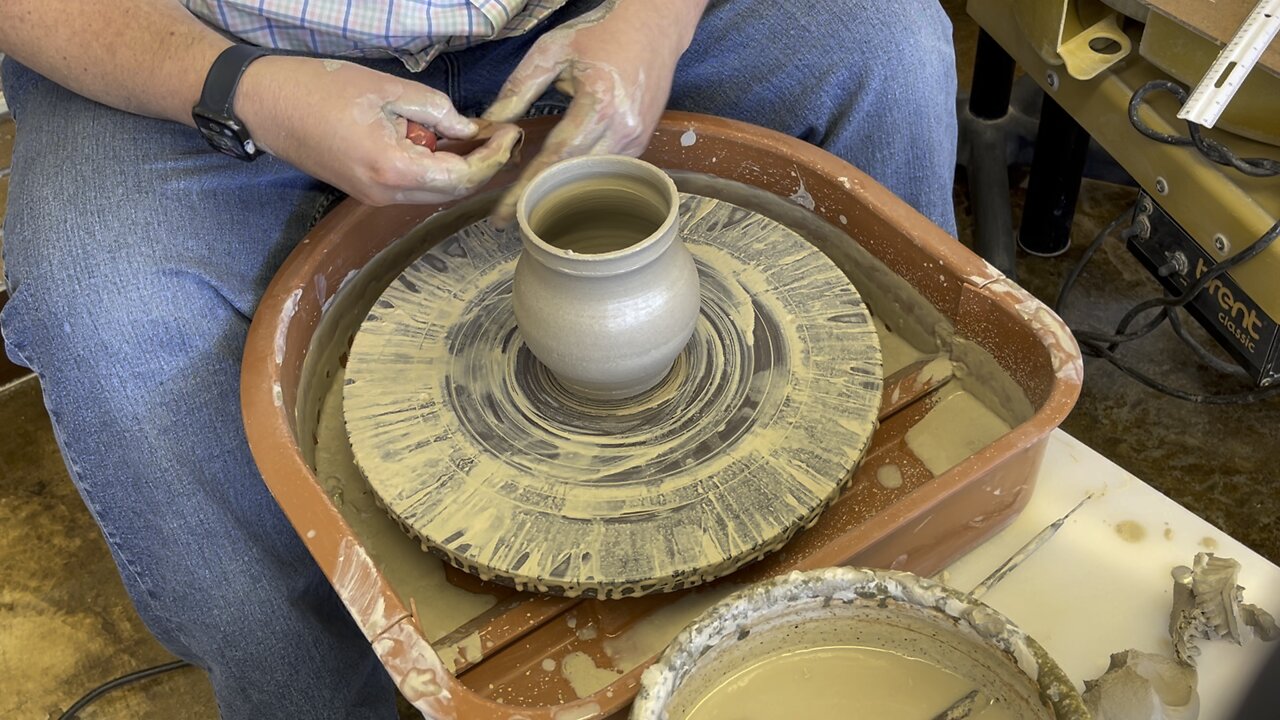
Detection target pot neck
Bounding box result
[516,155,681,278]
[521,223,678,277]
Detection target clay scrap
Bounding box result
[1083,649,1199,720]
[1083,552,1278,720]
[1170,552,1279,665]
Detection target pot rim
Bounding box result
[515,154,681,277]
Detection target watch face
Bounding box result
[194,113,254,159]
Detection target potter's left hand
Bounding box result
[484,0,708,226]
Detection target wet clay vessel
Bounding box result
[241,113,1084,719]
[514,155,700,399]
[633,568,1087,719]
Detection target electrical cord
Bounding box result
[1053,212,1134,317]
[1082,341,1280,404]
[1127,80,1280,178]
[1043,78,1280,403]
[1055,207,1280,404]
[1056,80,1280,354]
[1166,305,1251,378]
[58,660,193,720]
[1070,217,1280,349]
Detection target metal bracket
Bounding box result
[1014,0,1134,80]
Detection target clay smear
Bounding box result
[876,463,904,490]
[561,651,624,698]
[1115,520,1146,543]
[555,585,741,699]
[603,585,740,673]
[905,386,1014,476]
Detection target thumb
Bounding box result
[483,40,569,123]
[388,85,478,139]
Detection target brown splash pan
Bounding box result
[242,114,1082,719]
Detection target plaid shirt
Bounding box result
[183,1,568,71]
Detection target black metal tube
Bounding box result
[968,122,1018,277]
[1018,94,1090,257]
[962,30,1018,277]
[968,31,1015,121]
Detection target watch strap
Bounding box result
[198,44,271,125]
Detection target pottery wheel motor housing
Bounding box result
[342,155,884,598]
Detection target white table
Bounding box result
[944,430,1280,719]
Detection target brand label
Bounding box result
[1191,257,1266,353]
[1127,199,1280,385]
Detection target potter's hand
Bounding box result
[483,0,707,226]
[237,57,523,206]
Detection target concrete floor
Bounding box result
[0,377,218,718]
[2,5,1278,717]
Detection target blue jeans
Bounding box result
[0,1,955,717]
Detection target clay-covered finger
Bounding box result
[406,124,524,198]
[541,94,611,157]
[489,131,607,226]
[435,121,524,157]
[391,186,476,205]
[490,99,609,225]
[553,75,578,98]
[389,88,477,139]
[454,124,525,190]
[483,42,569,124]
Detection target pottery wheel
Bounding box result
[343,194,883,598]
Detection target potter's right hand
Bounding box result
[236,56,523,206]
[481,0,706,227]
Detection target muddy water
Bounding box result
[680,645,1017,720]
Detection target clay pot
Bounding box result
[513,155,700,399]
[632,568,1088,720]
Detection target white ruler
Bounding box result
[1176,0,1280,128]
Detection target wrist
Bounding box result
[180,40,237,125]
[670,0,710,51]
[192,45,279,159]
[233,55,294,155]
[608,0,707,56]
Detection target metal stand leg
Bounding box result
[1018,94,1090,257]
[962,31,1019,278]
[969,31,1015,121]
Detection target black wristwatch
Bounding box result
[193,45,271,161]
